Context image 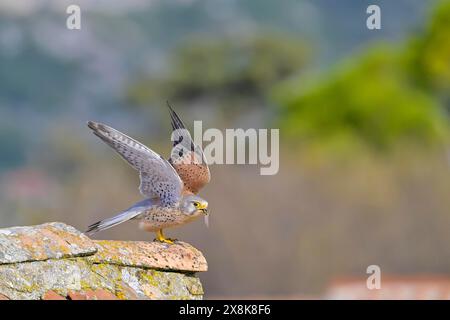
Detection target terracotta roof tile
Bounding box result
[42,290,66,300]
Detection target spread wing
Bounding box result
[167,102,211,195]
[87,121,183,206]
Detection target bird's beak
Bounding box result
[197,202,208,214]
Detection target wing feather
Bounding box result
[166,102,211,194]
[87,121,182,206]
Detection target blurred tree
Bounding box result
[275,48,448,151]
[275,2,450,153]
[126,34,309,115]
[406,0,450,104]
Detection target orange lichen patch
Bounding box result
[92,240,207,272]
[42,290,66,300]
[0,222,96,264]
[20,228,72,258]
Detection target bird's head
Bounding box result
[180,195,209,217]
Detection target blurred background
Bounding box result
[0,0,449,299]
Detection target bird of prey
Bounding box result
[85,104,211,244]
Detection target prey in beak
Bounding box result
[203,212,209,228]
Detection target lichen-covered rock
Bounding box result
[0,222,206,300]
[92,240,208,272]
[0,222,96,264]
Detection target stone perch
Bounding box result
[0,222,207,300]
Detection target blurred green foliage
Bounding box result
[275,47,448,151]
[126,1,450,153]
[275,1,450,152]
[406,1,450,100]
[126,34,309,108]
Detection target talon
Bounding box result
[155,229,176,245]
[154,238,174,245]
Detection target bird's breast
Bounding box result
[137,207,198,232]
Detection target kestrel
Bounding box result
[86,104,211,244]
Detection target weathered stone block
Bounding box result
[0,222,206,300]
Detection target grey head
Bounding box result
[179,194,209,217]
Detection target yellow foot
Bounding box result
[154,229,177,245]
[154,237,177,245]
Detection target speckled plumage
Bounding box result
[167,103,211,195]
[85,105,210,240]
[137,206,200,232]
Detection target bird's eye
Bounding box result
[193,202,199,207]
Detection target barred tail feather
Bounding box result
[85,199,152,235]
